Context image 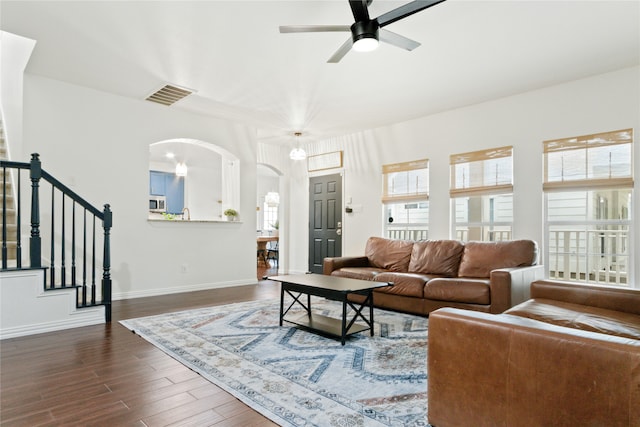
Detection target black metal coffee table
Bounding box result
[268,274,391,345]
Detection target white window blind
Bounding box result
[382,159,429,204]
[543,128,633,191]
[450,146,513,197]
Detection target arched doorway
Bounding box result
[257,163,283,277]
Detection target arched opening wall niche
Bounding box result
[149,138,240,221]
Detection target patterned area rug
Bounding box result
[120,298,428,426]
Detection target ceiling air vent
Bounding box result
[145,84,193,106]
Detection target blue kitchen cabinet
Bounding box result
[165,175,185,214]
[150,171,166,195]
[149,171,184,214]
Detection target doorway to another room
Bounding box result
[257,164,281,279]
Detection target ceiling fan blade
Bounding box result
[279,25,350,33]
[377,0,447,28]
[379,29,420,51]
[349,0,370,22]
[327,37,354,63]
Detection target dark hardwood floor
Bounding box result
[0,275,282,426]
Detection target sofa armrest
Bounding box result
[489,265,545,313]
[322,256,370,275]
[531,279,640,315]
[428,308,640,427]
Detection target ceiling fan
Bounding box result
[279,0,447,63]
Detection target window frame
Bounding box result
[543,128,633,191]
[450,146,514,242]
[382,159,429,241]
[542,128,634,286]
[262,201,279,232]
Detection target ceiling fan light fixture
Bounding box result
[353,36,379,52]
[351,20,379,52]
[280,0,447,62]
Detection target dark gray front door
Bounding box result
[308,173,342,273]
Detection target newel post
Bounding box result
[101,204,112,322]
[29,153,42,268]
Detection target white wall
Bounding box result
[283,66,640,285]
[22,75,259,299]
[0,269,104,339]
[19,66,640,296]
[0,31,36,160]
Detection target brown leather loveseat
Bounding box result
[323,237,544,316]
[428,279,640,426]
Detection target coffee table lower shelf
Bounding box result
[269,274,392,345]
[284,314,370,340]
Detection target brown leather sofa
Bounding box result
[323,237,544,316]
[428,279,640,426]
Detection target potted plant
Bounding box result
[271,220,279,236]
[224,208,238,221]
[161,212,178,221]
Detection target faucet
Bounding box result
[181,207,191,221]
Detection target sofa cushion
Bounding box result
[458,240,537,278]
[408,240,464,277]
[373,272,434,298]
[531,280,640,315]
[331,267,386,281]
[505,298,640,340]
[424,278,491,305]
[365,237,413,272]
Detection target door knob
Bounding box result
[336,229,342,235]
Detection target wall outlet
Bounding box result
[180,263,188,273]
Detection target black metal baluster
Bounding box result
[61,194,66,287]
[50,186,55,288]
[71,201,76,288]
[2,166,7,269]
[16,170,21,268]
[102,204,112,322]
[91,215,96,305]
[29,154,41,268]
[82,209,87,307]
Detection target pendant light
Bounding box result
[265,192,280,207]
[175,162,188,177]
[289,132,306,161]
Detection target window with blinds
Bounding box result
[450,146,513,242]
[450,146,513,197]
[382,159,429,203]
[382,159,429,241]
[543,129,634,287]
[543,128,633,191]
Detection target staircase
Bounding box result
[1,119,112,339]
[0,123,18,268]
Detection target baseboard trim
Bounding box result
[112,278,259,301]
[0,306,105,340]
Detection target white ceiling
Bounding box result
[2,1,639,145]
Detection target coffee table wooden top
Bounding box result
[268,274,391,292]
